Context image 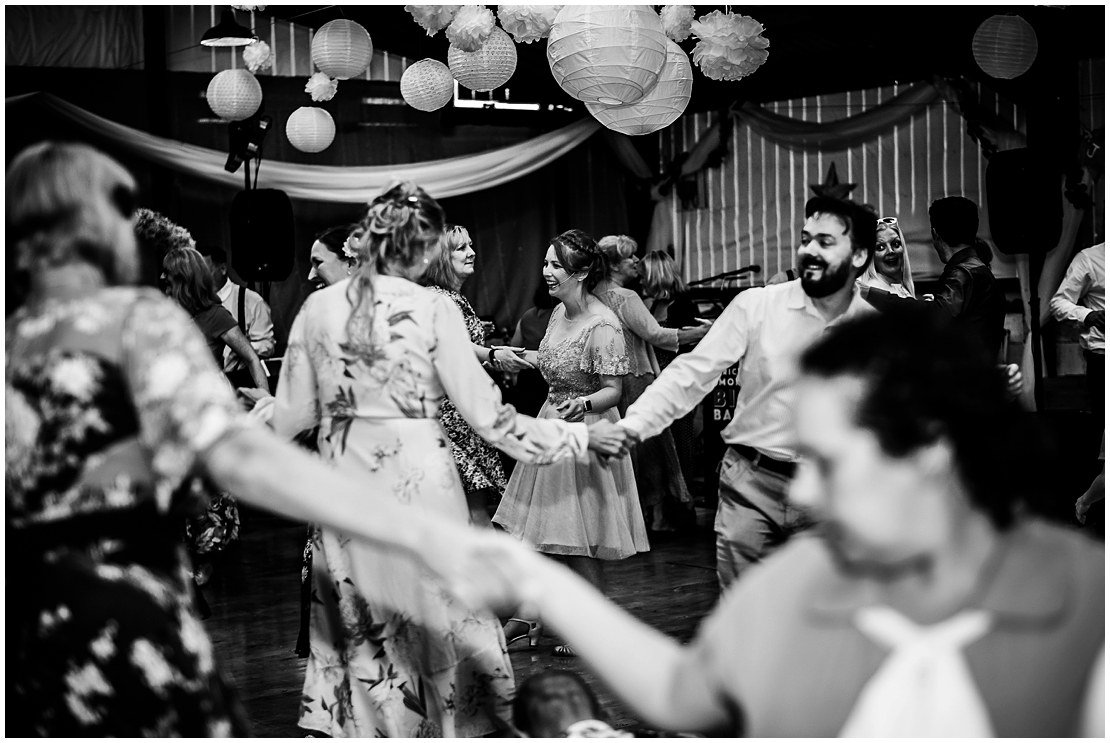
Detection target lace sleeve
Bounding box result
[122,292,250,510]
[580,320,630,377]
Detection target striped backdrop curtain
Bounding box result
[658,82,1030,285]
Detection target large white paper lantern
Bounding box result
[448,27,518,92]
[972,14,1038,80]
[401,59,455,111]
[586,39,692,136]
[286,107,336,153]
[206,69,263,121]
[547,5,668,106]
[311,19,373,80]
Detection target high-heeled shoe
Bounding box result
[503,618,541,648]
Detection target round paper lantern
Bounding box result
[586,39,692,136]
[448,27,518,92]
[547,5,668,107]
[311,19,373,80]
[401,59,455,111]
[286,107,336,153]
[972,14,1038,80]
[206,69,263,121]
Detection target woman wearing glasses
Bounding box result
[858,216,915,299]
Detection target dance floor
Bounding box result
[205,508,719,736]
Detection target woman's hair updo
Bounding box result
[344,181,446,361]
[551,229,608,291]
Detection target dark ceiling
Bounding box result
[266,5,1104,113]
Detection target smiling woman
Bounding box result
[858,216,915,299]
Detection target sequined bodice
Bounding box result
[537,310,629,405]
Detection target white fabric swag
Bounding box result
[839,605,994,738]
[7,92,602,202]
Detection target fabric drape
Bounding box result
[5,92,601,202]
[5,7,142,69]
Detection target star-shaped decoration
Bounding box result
[810,163,857,200]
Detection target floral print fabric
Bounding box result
[273,276,589,737]
[426,286,508,496]
[6,287,250,736]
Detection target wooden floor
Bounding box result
[204,508,720,737]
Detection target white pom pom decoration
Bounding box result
[690,10,770,82]
[242,40,273,73]
[311,19,373,80]
[206,69,263,121]
[586,39,692,136]
[446,5,496,53]
[547,5,668,106]
[496,5,563,44]
[401,59,456,111]
[405,5,462,36]
[659,5,695,43]
[305,72,338,102]
[449,27,518,92]
[286,107,336,153]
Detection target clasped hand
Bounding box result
[585,420,638,459]
[490,346,535,372]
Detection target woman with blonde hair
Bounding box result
[593,235,709,532]
[421,223,534,527]
[858,216,915,298]
[6,142,545,736]
[274,186,621,736]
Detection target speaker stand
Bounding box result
[1029,252,1046,411]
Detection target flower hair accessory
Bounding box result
[342,234,362,261]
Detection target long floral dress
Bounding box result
[493,302,651,560]
[6,287,250,736]
[426,286,507,500]
[273,275,589,738]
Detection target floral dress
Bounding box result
[493,302,651,560]
[426,286,508,499]
[6,287,250,736]
[273,275,589,738]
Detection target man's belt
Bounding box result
[731,444,797,479]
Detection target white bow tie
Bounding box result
[840,605,994,738]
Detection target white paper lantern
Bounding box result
[206,69,263,121]
[973,14,1038,80]
[586,39,692,136]
[547,5,668,106]
[311,19,373,80]
[448,27,518,92]
[401,59,455,111]
[286,107,336,153]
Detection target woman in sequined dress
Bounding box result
[493,229,650,657]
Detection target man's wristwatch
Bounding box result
[579,397,593,413]
[488,348,497,364]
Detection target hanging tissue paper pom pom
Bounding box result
[446,5,495,52]
[243,40,273,73]
[497,6,562,44]
[405,5,462,36]
[659,5,695,43]
[305,72,338,102]
[690,10,769,81]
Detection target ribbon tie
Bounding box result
[840,605,994,738]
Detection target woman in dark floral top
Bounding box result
[421,224,536,527]
[5,142,528,737]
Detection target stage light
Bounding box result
[202,9,257,47]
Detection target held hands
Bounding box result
[490,346,536,372]
[555,397,587,422]
[1085,310,1105,332]
[586,420,639,459]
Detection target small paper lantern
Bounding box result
[206,69,263,121]
[448,27,518,92]
[286,107,336,153]
[547,5,668,107]
[586,39,692,136]
[311,19,373,80]
[973,14,1038,80]
[401,59,455,111]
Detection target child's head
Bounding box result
[513,670,609,737]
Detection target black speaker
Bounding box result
[985,148,1063,255]
[229,189,295,282]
